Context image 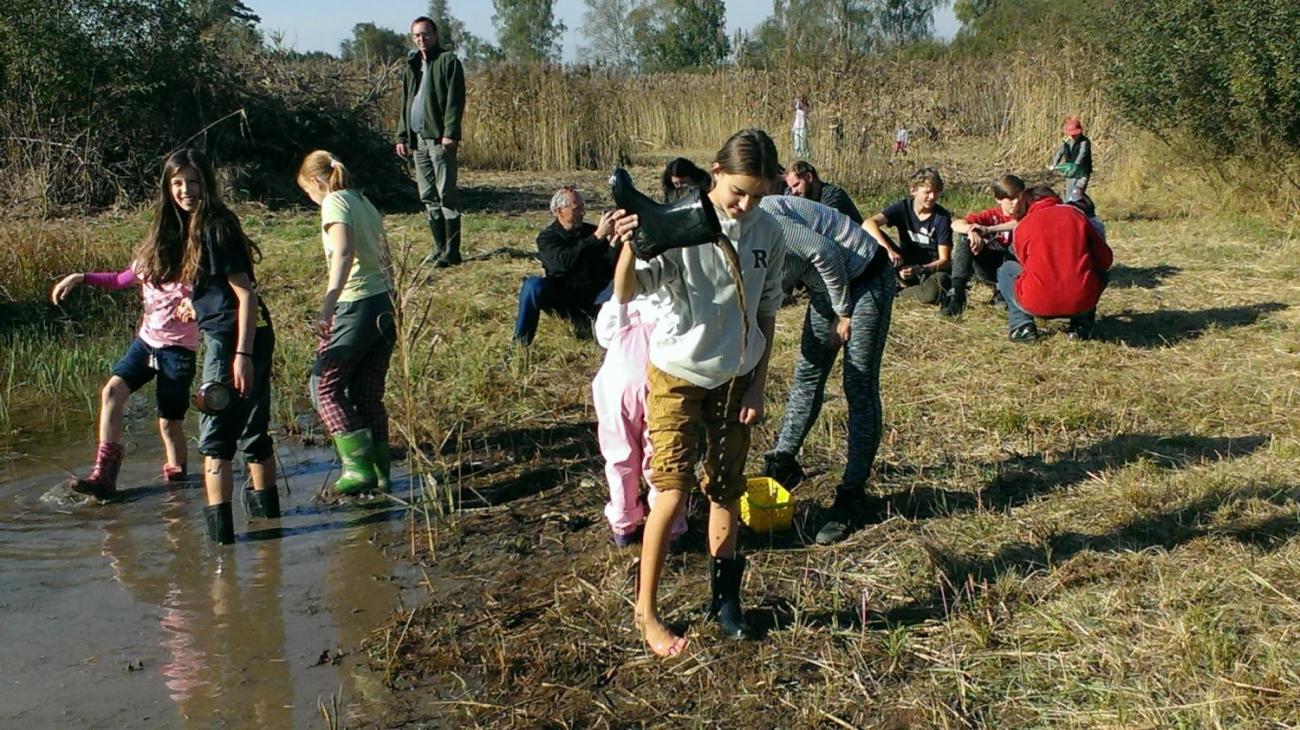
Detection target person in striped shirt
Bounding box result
[758,195,895,545]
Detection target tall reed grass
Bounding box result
[452,58,1300,220]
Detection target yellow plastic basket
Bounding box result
[740,476,794,533]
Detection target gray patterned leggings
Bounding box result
[772,269,894,490]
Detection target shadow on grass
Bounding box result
[1107,264,1181,289]
[459,184,558,214]
[1096,302,1286,348]
[879,480,1300,625]
[874,433,1268,523]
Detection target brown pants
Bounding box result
[646,364,753,504]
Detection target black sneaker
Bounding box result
[763,451,805,489]
[815,488,869,545]
[1008,322,1039,343]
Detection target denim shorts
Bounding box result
[110,337,197,420]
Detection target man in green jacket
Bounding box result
[397,16,467,267]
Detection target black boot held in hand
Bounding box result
[242,487,281,519]
[609,168,721,259]
[204,503,235,545]
[709,555,753,639]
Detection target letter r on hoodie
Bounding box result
[752,249,768,269]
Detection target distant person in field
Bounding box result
[863,167,953,306]
[297,151,397,497]
[792,94,811,160]
[512,186,616,345]
[943,174,1025,317]
[1049,116,1092,202]
[893,126,910,156]
[783,160,863,224]
[757,195,894,545]
[51,163,204,501]
[997,186,1113,343]
[659,157,710,203]
[396,15,466,268]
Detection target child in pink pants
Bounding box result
[593,298,688,545]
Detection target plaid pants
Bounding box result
[310,293,396,441]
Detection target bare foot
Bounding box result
[636,610,687,658]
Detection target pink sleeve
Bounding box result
[83,266,139,290]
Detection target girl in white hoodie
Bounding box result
[610,129,786,658]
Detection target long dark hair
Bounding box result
[137,149,260,286]
[1014,185,1059,220]
[659,157,710,202]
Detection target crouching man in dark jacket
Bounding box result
[513,186,617,345]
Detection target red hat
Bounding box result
[1064,116,1084,136]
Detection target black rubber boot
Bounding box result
[423,212,447,265]
[709,555,753,639]
[436,216,462,267]
[243,487,281,519]
[941,277,968,318]
[204,503,235,545]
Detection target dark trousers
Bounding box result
[952,234,1014,289]
[512,277,613,345]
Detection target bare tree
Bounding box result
[578,0,642,70]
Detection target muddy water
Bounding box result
[0,442,416,728]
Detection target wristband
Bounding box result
[235,351,254,358]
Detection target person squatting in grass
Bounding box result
[609,129,786,657]
[997,185,1114,343]
[173,148,278,545]
[51,169,203,499]
[297,151,397,496]
[757,194,895,546]
[783,160,864,224]
[513,186,617,345]
[943,174,1026,318]
[593,158,709,548]
[863,167,953,307]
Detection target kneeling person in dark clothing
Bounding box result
[864,167,953,306]
[784,160,863,224]
[513,186,617,345]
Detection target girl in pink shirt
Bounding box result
[52,228,200,499]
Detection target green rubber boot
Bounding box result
[332,429,378,495]
[373,440,393,493]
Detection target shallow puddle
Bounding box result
[0,441,417,728]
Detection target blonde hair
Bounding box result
[297,150,353,195]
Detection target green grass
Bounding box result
[5,166,1300,727]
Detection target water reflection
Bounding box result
[101,491,293,728]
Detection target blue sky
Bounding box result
[249,1,960,59]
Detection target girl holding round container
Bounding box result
[177,148,279,545]
[296,151,396,497]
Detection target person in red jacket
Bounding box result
[996,186,1113,342]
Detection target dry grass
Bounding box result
[341,169,1299,727]
[4,159,1300,727]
